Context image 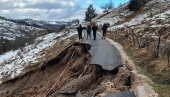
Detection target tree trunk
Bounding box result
[168,55,170,65]
[132,30,141,49]
[2,43,6,52]
[130,28,136,45]
[156,35,161,58]
[136,37,141,49]
[146,37,149,52]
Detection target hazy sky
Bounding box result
[0,0,129,21]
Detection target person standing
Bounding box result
[92,23,98,40]
[77,24,83,40]
[102,23,108,39]
[86,25,91,39]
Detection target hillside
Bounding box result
[0,16,79,88]
[0,16,72,31]
[0,16,75,54]
[0,16,74,41]
[0,28,77,83]
[95,0,170,96]
[0,18,44,41]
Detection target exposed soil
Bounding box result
[0,43,134,97]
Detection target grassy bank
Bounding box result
[107,31,170,97]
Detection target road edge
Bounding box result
[98,32,158,97]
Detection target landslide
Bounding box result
[0,43,134,97]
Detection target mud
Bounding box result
[0,43,134,97]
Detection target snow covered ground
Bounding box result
[96,0,170,32]
[0,30,77,83]
[96,3,131,27]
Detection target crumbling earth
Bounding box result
[0,42,155,97]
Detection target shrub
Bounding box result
[128,0,147,11]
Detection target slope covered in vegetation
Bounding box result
[95,0,170,96]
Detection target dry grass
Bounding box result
[154,84,170,97]
[107,31,170,97]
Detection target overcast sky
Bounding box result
[0,0,128,21]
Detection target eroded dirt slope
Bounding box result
[0,43,141,97]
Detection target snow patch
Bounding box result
[0,50,19,64]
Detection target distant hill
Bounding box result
[0,16,72,31]
[0,16,74,54]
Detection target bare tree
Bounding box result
[130,27,142,49]
[156,27,166,58]
[165,40,170,65]
[130,28,136,44]
[2,38,7,52]
[156,34,162,58]
[100,0,114,13]
[145,35,149,52]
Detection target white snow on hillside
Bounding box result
[96,0,170,32]
[96,3,131,27]
[23,19,44,27]
[108,13,149,31]
[47,21,58,25]
[0,31,77,83]
[0,19,43,40]
[0,50,19,65]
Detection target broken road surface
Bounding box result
[81,32,122,71]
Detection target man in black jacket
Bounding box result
[77,24,84,40]
[92,23,98,40]
[86,25,91,39]
[102,23,108,39]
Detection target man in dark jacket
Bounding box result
[92,23,98,40]
[86,25,91,39]
[102,23,108,39]
[77,24,84,40]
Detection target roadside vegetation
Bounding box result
[107,23,170,97]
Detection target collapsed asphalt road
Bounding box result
[81,32,122,71]
[80,32,136,97]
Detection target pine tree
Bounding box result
[85,4,97,22]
